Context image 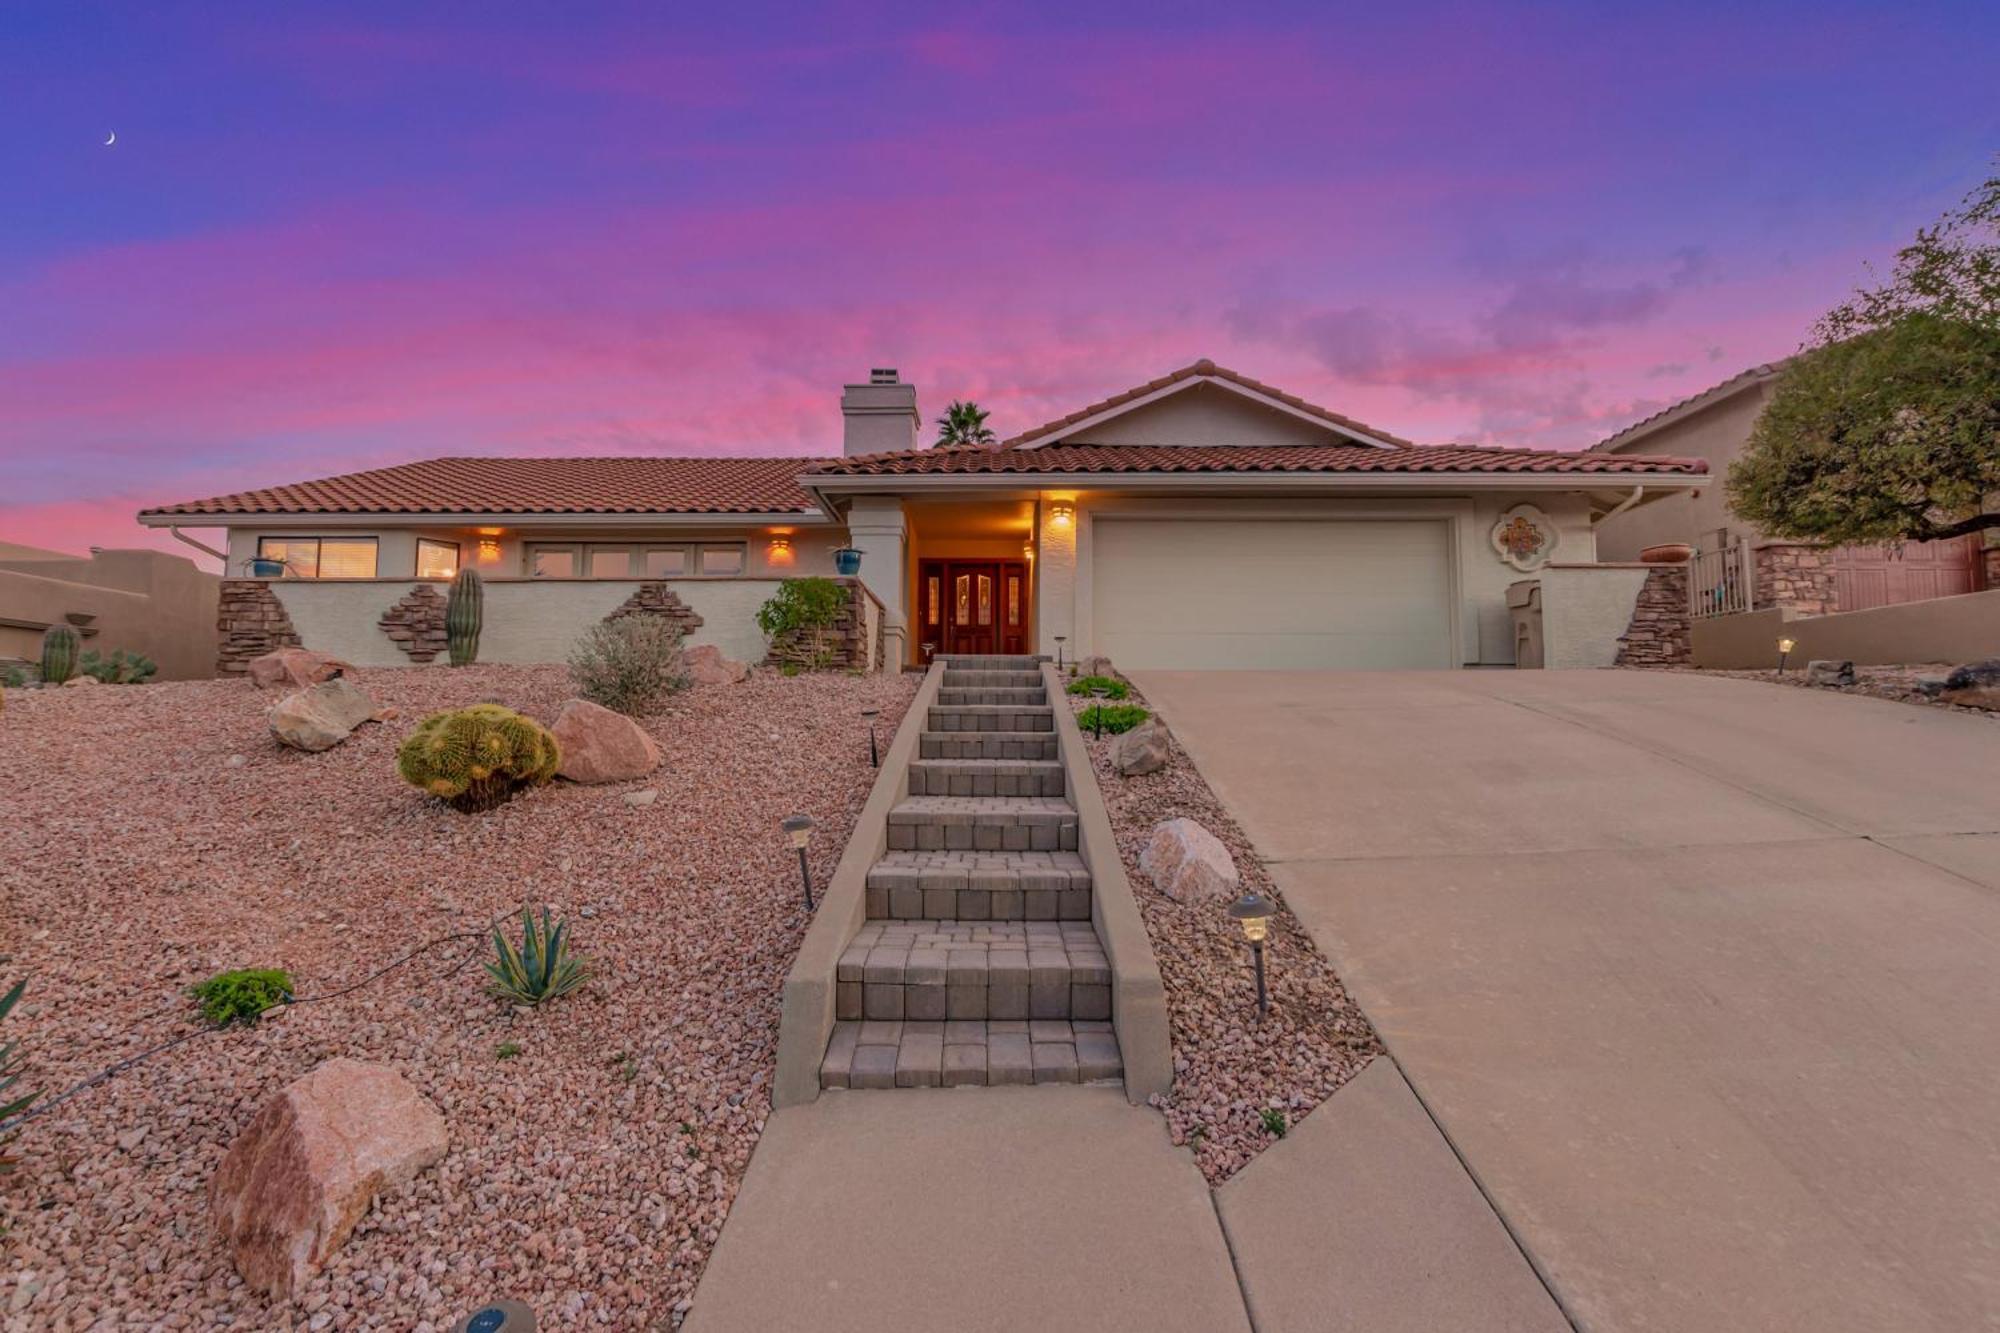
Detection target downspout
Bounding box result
[1593,485,1645,526]
[168,525,229,569]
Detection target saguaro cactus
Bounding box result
[446,568,484,667]
[39,626,79,686]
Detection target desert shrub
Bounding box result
[487,906,589,1007]
[1259,1107,1289,1138]
[756,577,848,671]
[397,704,562,813]
[190,968,294,1027]
[568,616,687,715]
[0,978,39,1172]
[1077,703,1150,735]
[79,648,157,684]
[1066,675,1129,700]
[0,665,28,689]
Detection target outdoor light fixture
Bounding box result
[1777,637,1796,673]
[1048,502,1074,529]
[781,814,817,910]
[1089,682,1109,739]
[861,707,881,768]
[453,1299,536,1333]
[1227,893,1275,1018]
[476,538,502,563]
[1054,635,1067,671]
[767,535,795,566]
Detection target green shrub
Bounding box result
[1077,703,1149,735]
[486,906,589,1007]
[397,704,562,813]
[1066,675,1129,700]
[190,968,294,1027]
[568,616,687,715]
[1259,1107,1288,1138]
[0,978,39,1173]
[0,665,28,689]
[79,648,158,684]
[494,1041,522,1061]
[756,577,848,671]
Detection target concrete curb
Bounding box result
[772,660,946,1108]
[1043,661,1174,1103]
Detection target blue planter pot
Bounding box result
[833,548,863,577]
[248,558,285,578]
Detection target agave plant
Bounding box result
[0,978,40,1173]
[486,906,589,1007]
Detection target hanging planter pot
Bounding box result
[832,547,863,577]
[248,557,285,578]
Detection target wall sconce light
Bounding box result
[781,814,817,910]
[1776,637,1795,673]
[476,538,502,564]
[1047,502,1074,529]
[767,535,795,566]
[1023,542,1035,560]
[1227,892,1275,1017]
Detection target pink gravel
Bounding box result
[1663,662,1998,718]
[1066,682,1383,1185]
[0,663,916,1330]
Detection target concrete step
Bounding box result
[821,1018,1122,1089]
[888,797,1079,851]
[927,704,1054,733]
[939,654,1046,672]
[937,687,1047,707]
[909,758,1066,799]
[866,849,1092,921]
[835,920,1111,1025]
[942,669,1044,690]
[919,730,1060,761]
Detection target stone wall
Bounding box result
[606,583,706,639]
[217,580,302,675]
[763,578,880,671]
[377,584,448,663]
[1615,563,1691,668]
[1753,543,1836,616]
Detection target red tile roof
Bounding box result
[1000,358,1418,449]
[807,442,1709,479]
[140,456,830,518]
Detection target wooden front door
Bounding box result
[918,560,1030,661]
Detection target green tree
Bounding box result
[1727,170,2000,545]
[935,400,996,447]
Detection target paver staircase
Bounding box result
[819,655,1124,1091]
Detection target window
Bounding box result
[643,546,691,578]
[257,537,377,579]
[698,544,745,576]
[926,576,940,628]
[977,574,992,626]
[588,547,633,578]
[416,539,460,580]
[1007,574,1020,627]
[529,546,577,578]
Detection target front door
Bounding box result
[918,560,1030,661]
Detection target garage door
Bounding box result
[1091,519,1454,669]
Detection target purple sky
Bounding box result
[2,2,1995,564]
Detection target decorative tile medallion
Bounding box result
[1491,503,1558,571]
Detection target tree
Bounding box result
[935,400,996,447]
[1727,170,2000,545]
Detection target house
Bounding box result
[0,542,221,680]
[1592,363,1993,612]
[138,361,1710,674]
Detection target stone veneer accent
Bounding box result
[1615,562,1691,668]
[1753,543,1837,616]
[377,583,449,663]
[216,580,302,675]
[605,582,705,637]
[762,577,877,671]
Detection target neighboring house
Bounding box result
[1592,363,1990,612]
[138,361,1708,673]
[0,542,221,680]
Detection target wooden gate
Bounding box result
[1830,537,1982,611]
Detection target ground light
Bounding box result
[781,814,817,910]
[1777,637,1796,673]
[1054,635,1067,671]
[1088,682,1110,739]
[452,1298,535,1332]
[1227,892,1275,1018]
[861,707,881,767]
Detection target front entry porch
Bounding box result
[904,497,1041,668]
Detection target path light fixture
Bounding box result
[452,1298,535,1332]
[781,814,817,910]
[861,707,881,768]
[1089,682,1109,740]
[1776,637,1795,674]
[1228,893,1275,1018]
[1054,635,1067,672]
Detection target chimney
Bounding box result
[841,367,920,457]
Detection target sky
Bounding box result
[1,1,1996,566]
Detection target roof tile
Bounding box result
[808,442,1708,479]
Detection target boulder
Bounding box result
[62,674,98,688]
[1113,719,1171,777]
[210,1058,447,1299]
[684,644,749,686]
[1804,659,1855,687]
[248,648,353,692]
[1139,817,1239,903]
[1077,656,1116,680]
[1940,658,2000,710]
[268,678,378,752]
[552,698,661,783]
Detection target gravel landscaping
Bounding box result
[1665,663,2000,719]
[0,663,916,1330]
[1064,681,1383,1184]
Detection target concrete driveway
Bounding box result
[1135,668,2000,1333]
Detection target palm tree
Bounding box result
[935,400,996,447]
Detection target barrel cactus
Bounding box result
[39,626,78,686]
[446,568,484,667]
[396,704,560,813]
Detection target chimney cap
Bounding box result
[869,368,900,384]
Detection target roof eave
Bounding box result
[802,469,1707,495]
[136,509,831,528]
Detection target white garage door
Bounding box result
[1091,519,1455,669]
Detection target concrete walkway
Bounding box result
[1138,668,2000,1333]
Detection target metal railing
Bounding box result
[1689,538,1754,619]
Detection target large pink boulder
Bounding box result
[684,644,748,686]
[552,698,661,783]
[268,678,378,752]
[210,1059,447,1299]
[1139,817,1240,902]
[248,648,353,691]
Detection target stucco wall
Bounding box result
[1594,384,1771,561]
[0,548,221,680]
[1069,382,1353,448]
[1535,565,1652,669]
[1692,589,2000,668]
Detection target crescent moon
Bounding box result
[104,131,116,146]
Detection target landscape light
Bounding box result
[1777,637,1795,673]
[453,1298,536,1333]
[1227,893,1275,1017]
[781,814,817,910]
[1089,682,1109,740]
[1054,635,1067,671]
[861,707,881,768]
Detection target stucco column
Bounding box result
[1035,494,1078,662]
[843,497,907,666]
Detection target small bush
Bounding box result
[79,648,157,684]
[495,1041,523,1061]
[487,906,590,1007]
[0,978,39,1173]
[569,616,688,715]
[1259,1107,1289,1139]
[0,665,28,689]
[756,577,848,671]
[190,968,294,1027]
[1077,703,1150,735]
[397,704,562,813]
[1066,675,1129,700]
